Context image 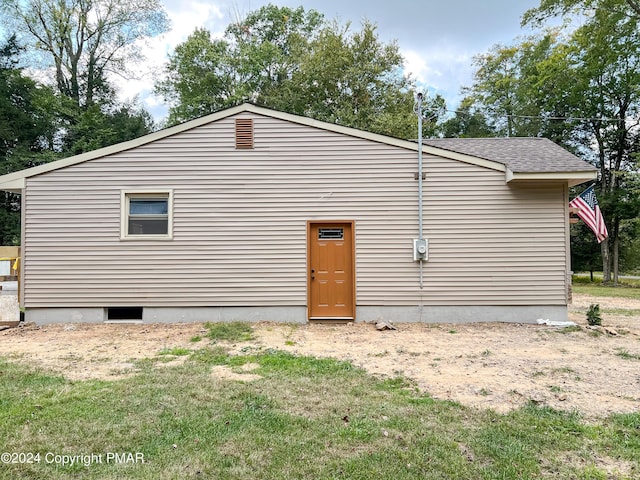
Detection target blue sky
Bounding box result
[120,0,542,121]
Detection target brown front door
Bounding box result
[308,222,355,319]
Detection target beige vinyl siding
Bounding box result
[23,113,567,308]
[357,157,567,306]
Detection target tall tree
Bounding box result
[526,0,640,283]
[156,5,423,139]
[0,35,61,244]
[466,31,574,141]
[155,28,237,124]
[276,19,419,138]
[467,1,640,282]
[438,97,496,138]
[62,101,155,155]
[2,0,170,108]
[523,0,640,24]
[226,4,324,103]
[156,5,323,125]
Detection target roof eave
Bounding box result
[506,169,598,186]
[0,178,25,192]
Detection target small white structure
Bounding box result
[0,282,19,324]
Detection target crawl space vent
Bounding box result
[235,118,254,149]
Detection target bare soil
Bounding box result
[1,294,639,418]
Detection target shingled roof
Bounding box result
[422,137,595,173]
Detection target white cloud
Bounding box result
[112,1,226,117]
[402,46,474,109]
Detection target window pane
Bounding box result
[318,228,344,240]
[130,199,168,215]
[129,218,168,235]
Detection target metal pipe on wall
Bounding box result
[416,93,424,289]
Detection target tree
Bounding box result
[226,4,324,103]
[2,0,162,161]
[276,19,419,139]
[156,5,424,139]
[156,5,323,125]
[466,4,640,283]
[523,0,640,24]
[0,35,61,244]
[465,31,576,141]
[2,0,170,108]
[155,28,236,125]
[62,101,155,155]
[439,97,496,138]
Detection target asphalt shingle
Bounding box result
[422,137,596,173]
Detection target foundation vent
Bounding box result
[235,118,254,149]
[106,306,143,323]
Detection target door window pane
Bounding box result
[318,228,344,240]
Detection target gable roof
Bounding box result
[0,103,596,191]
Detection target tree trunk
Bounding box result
[612,216,620,286]
[601,238,611,283]
[613,237,619,286]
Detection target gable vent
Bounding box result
[235,118,254,149]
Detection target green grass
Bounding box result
[572,282,640,301]
[205,321,256,342]
[573,274,640,288]
[615,348,640,361]
[0,351,638,479]
[158,347,191,356]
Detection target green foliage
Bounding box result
[156,5,423,139]
[571,223,604,275]
[572,283,640,300]
[587,304,603,326]
[0,35,63,244]
[0,0,163,242]
[205,321,255,342]
[155,28,236,124]
[466,1,640,282]
[62,102,155,155]
[158,347,191,356]
[439,97,496,138]
[276,19,420,139]
[615,348,640,360]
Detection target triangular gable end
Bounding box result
[0,103,513,192]
[3,103,598,192]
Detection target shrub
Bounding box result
[586,304,602,326]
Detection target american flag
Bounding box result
[569,185,608,243]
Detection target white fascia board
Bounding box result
[506,169,597,186]
[0,178,25,192]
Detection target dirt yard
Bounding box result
[1,294,638,418]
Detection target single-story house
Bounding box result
[0,103,597,324]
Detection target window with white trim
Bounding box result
[121,191,173,239]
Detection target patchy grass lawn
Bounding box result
[572,281,640,301]
[1,346,638,479]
